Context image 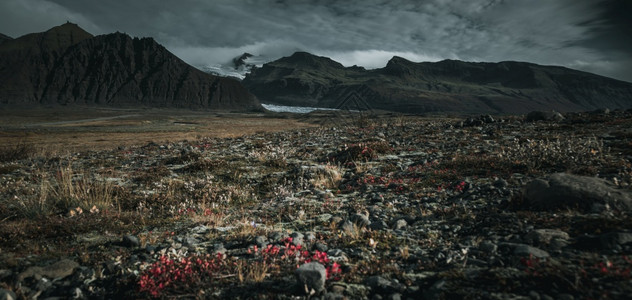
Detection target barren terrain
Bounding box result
[1,109,631,299]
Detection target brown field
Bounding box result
[0,107,318,153]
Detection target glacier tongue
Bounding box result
[261,103,339,113]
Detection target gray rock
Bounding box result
[290,232,305,246]
[365,276,405,293]
[525,111,564,122]
[269,231,289,243]
[513,244,550,258]
[523,173,632,211]
[423,280,447,300]
[254,235,268,248]
[525,229,570,245]
[72,266,96,284]
[575,232,632,250]
[122,234,141,248]
[0,270,12,281]
[350,213,371,228]
[183,236,200,249]
[317,213,333,223]
[387,293,402,300]
[323,292,346,300]
[305,232,317,242]
[212,243,227,255]
[370,220,388,230]
[393,219,408,230]
[339,220,355,233]
[493,178,508,188]
[314,242,328,252]
[18,259,79,281]
[295,262,327,294]
[0,289,17,300]
[479,241,498,253]
[72,287,83,299]
[190,225,210,235]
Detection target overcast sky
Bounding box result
[2,0,631,82]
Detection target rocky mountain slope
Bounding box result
[0,23,261,111]
[242,52,632,114]
[0,33,12,45]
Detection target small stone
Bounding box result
[34,278,53,292]
[305,232,317,242]
[212,243,227,255]
[254,235,268,248]
[339,220,355,233]
[529,290,541,300]
[190,225,210,235]
[290,232,305,246]
[145,245,157,254]
[0,289,17,300]
[393,219,407,230]
[549,238,568,251]
[350,213,371,228]
[295,262,327,294]
[323,292,346,300]
[365,276,405,293]
[493,178,508,188]
[72,266,96,284]
[314,242,328,252]
[0,270,12,281]
[270,231,289,243]
[183,236,199,248]
[317,214,333,223]
[479,241,498,253]
[72,287,83,299]
[557,293,574,300]
[122,234,140,248]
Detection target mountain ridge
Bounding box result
[242,52,632,114]
[0,23,261,111]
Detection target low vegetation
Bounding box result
[1,110,631,298]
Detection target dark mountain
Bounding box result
[0,33,12,45]
[0,23,261,111]
[242,52,632,114]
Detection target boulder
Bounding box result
[17,259,79,281]
[295,262,327,294]
[525,111,564,122]
[523,173,632,211]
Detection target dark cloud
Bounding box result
[1,0,631,82]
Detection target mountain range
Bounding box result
[0,23,261,111]
[2,23,631,114]
[242,52,632,114]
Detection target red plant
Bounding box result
[249,237,342,280]
[138,253,226,297]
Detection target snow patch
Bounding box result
[262,103,338,114]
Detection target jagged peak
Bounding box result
[388,56,413,64]
[44,22,93,38]
[275,51,344,69]
[0,33,13,40]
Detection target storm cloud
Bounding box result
[2,0,631,82]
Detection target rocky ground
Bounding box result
[1,109,632,299]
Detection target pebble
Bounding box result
[0,289,17,300]
[122,234,140,248]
